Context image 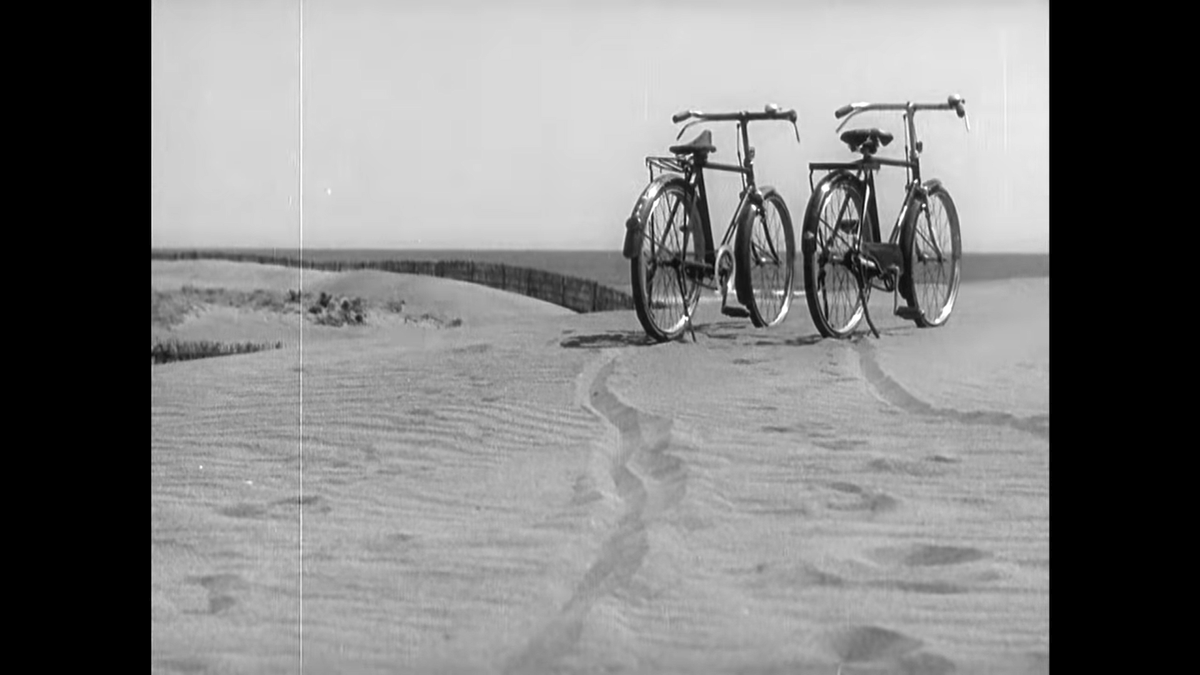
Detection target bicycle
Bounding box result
[621,104,801,342]
[800,94,970,339]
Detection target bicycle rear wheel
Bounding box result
[629,178,706,342]
[735,188,795,328]
[900,183,962,327]
[801,173,870,338]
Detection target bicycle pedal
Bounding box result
[721,306,750,318]
[895,305,924,321]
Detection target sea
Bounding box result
[157,248,1049,294]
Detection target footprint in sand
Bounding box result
[859,543,994,596]
[869,579,969,595]
[810,435,869,452]
[870,543,989,567]
[867,456,950,478]
[824,481,899,514]
[215,503,268,519]
[826,625,922,663]
[186,573,248,615]
[823,625,956,674]
[215,495,332,520]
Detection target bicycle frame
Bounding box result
[808,156,921,247]
[632,106,798,273]
[808,96,969,247]
[644,122,763,272]
[801,95,969,338]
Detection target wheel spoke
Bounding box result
[804,179,868,338]
[903,189,959,328]
[631,183,707,341]
[738,193,794,326]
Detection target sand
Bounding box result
[151,261,1049,675]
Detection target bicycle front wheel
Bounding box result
[629,178,706,342]
[735,188,795,328]
[801,173,870,338]
[900,183,962,328]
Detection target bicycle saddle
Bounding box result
[670,129,717,156]
[841,128,894,156]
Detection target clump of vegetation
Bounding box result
[309,291,365,326]
[152,285,298,328]
[152,284,458,331]
[152,339,284,365]
[151,289,197,327]
[402,312,463,328]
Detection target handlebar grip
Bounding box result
[834,104,854,119]
[947,94,966,118]
[672,111,691,124]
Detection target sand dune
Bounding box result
[152,262,1049,674]
[152,262,572,349]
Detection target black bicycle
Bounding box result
[801,94,970,339]
[622,104,801,342]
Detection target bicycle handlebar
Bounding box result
[671,103,800,142]
[672,104,798,125]
[834,94,970,133]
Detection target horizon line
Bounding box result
[151,245,1050,256]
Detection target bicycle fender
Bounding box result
[914,179,943,199]
[801,171,861,256]
[622,174,690,260]
[622,215,642,259]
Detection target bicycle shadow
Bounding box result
[557,322,740,349]
[557,322,907,350]
[559,330,658,349]
[699,321,915,347]
[692,320,827,347]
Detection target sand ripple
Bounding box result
[152,268,1048,674]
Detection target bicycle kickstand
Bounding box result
[675,266,698,342]
[855,263,880,339]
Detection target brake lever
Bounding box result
[962,111,971,133]
[676,119,704,140]
[791,120,801,143]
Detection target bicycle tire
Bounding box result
[735,187,796,328]
[899,182,962,328]
[800,172,874,339]
[628,176,707,342]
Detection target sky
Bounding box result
[151,0,1049,253]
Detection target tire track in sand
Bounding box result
[502,350,686,673]
[854,339,1049,441]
